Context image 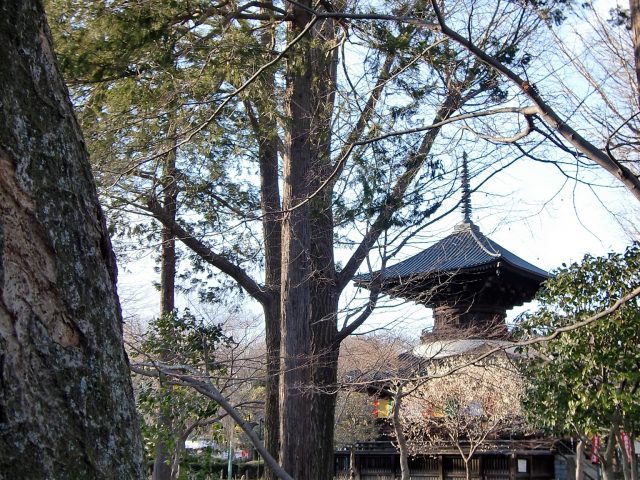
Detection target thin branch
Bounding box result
[460,114,534,144]
[337,88,465,290]
[279,1,640,199]
[146,197,271,306]
[606,111,640,161]
[284,0,438,26]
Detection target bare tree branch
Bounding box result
[132,363,294,480]
[427,0,640,202]
[337,88,464,290]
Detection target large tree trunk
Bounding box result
[307,12,341,480]
[309,318,339,480]
[279,3,314,478]
[243,8,282,473]
[0,1,143,478]
[255,64,282,480]
[307,99,341,479]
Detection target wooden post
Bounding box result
[509,455,516,480]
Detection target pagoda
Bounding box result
[336,158,559,480]
[354,157,548,340]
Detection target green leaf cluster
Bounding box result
[134,310,231,460]
[142,309,231,370]
[519,244,640,437]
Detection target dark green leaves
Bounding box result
[520,244,640,437]
[142,309,231,370]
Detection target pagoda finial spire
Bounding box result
[461,152,472,223]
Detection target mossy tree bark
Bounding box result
[0,1,143,478]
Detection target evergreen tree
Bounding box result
[133,310,230,479]
[520,245,640,480]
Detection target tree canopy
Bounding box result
[521,245,640,435]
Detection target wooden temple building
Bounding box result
[336,162,562,480]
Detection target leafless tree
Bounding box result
[399,356,527,480]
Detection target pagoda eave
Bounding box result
[357,262,545,309]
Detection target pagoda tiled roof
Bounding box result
[355,221,548,283]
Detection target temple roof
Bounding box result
[355,221,548,285]
[355,155,548,323]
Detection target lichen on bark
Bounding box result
[0,1,143,478]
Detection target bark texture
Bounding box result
[0,1,143,478]
[279,4,314,477]
[252,43,282,474]
[307,25,341,479]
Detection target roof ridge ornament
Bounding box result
[455,152,477,232]
[453,221,480,233]
[461,151,472,223]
